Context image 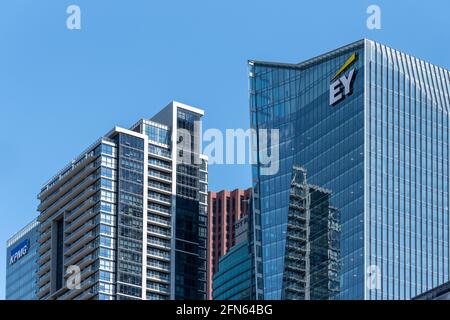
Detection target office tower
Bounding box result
[207,188,252,299]
[282,166,340,300]
[35,101,208,300]
[5,219,39,300]
[413,281,450,300]
[212,214,256,300]
[249,39,450,300]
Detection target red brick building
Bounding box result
[207,188,252,300]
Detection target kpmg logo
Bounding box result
[9,239,29,265]
[329,53,358,106]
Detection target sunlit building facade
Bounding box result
[35,101,208,300]
[249,39,450,300]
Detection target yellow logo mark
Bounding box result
[333,53,358,80]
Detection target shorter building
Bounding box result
[207,188,252,299]
[212,215,255,300]
[413,282,450,300]
[6,219,40,300]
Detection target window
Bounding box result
[102,144,113,155]
[145,125,170,145]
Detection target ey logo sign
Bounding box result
[330,53,358,106]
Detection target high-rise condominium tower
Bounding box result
[35,101,208,300]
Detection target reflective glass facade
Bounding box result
[249,39,450,300]
[366,41,450,299]
[212,241,253,300]
[6,219,39,300]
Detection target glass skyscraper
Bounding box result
[35,101,208,300]
[212,212,257,300]
[249,39,450,300]
[5,219,39,300]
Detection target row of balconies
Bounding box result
[148,159,172,173]
[147,248,170,262]
[147,214,171,227]
[38,227,52,244]
[148,182,172,195]
[65,219,98,245]
[65,198,97,223]
[148,204,171,216]
[65,207,97,233]
[38,153,97,201]
[147,237,171,250]
[148,192,171,206]
[39,171,97,221]
[38,238,51,255]
[148,169,172,183]
[64,230,97,257]
[36,282,51,298]
[57,274,97,300]
[37,248,51,265]
[39,161,98,212]
[64,242,97,267]
[37,260,51,276]
[147,226,171,239]
[39,181,98,224]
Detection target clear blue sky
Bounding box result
[1,0,449,299]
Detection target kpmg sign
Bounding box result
[329,53,358,106]
[9,239,30,265]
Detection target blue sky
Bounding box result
[0,0,449,299]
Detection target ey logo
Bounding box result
[329,53,358,106]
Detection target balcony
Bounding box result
[65,230,97,256]
[57,277,96,300]
[37,249,51,265]
[38,151,100,200]
[147,238,171,250]
[148,204,171,217]
[38,228,51,244]
[74,287,97,300]
[147,215,171,227]
[37,260,51,276]
[148,170,172,183]
[148,182,172,195]
[37,272,50,288]
[64,241,97,267]
[148,145,172,159]
[38,239,51,255]
[65,219,98,245]
[63,264,96,285]
[39,184,98,225]
[148,193,171,206]
[65,198,97,223]
[36,282,51,298]
[74,252,98,270]
[148,159,172,173]
[65,185,98,213]
[147,272,170,284]
[147,227,171,240]
[65,208,97,234]
[147,251,170,262]
[38,174,97,222]
[146,284,170,295]
[38,164,98,212]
